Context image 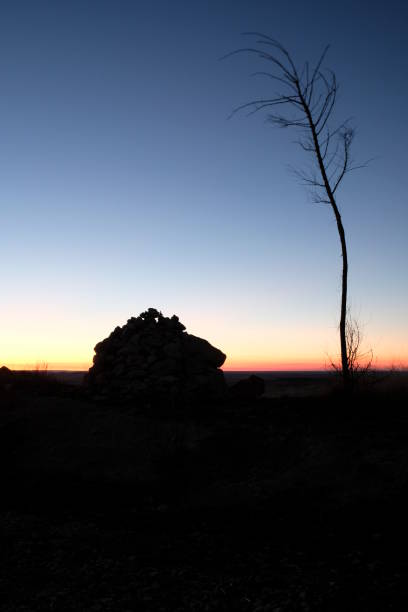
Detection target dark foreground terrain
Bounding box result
[1,372,408,610]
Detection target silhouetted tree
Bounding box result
[329,311,373,386]
[226,34,365,387]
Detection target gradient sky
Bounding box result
[1,0,407,370]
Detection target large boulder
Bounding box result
[86,308,227,402]
[229,374,265,400]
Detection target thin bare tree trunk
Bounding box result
[297,87,351,386]
[228,35,360,387]
[334,208,350,386]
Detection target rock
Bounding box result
[182,334,226,368]
[0,366,13,381]
[230,375,265,399]
[163,342,181,358]
[0,367,15,403]
[86,309,227,403]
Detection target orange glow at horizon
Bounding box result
[3,361,92,372]
[1,311,407,373]
[223,359,327,371]
[222,357,408,372]
[3,355,407,372]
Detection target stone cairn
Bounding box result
[86,308,226,402]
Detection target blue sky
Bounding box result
[1,0,407,368]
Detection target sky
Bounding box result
[1,0,407,370]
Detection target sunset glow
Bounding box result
[2,4,408,610]
[2,323,407,373]
[1,2,407,374]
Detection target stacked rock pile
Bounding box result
[86,308,227,402]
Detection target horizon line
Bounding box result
[3,362,407,373]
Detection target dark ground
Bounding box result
[1,371,408,610]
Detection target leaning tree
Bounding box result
[226,34,364,386]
